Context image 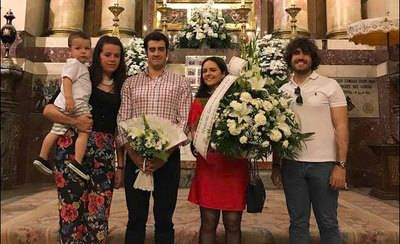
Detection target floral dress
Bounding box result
[54,87,120,244]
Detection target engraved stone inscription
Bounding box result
[336,78,379,118]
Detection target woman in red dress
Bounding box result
[188,57,249,244]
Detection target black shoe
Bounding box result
[67,160,90,181]
[33,156,54,175]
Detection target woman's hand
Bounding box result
[73,113,93,133]
[43,104,92,133]
[114,168,124,189]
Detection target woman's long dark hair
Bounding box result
[89,36,127,94]
[195,56,228,98]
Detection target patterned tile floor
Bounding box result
[1,183,399,244]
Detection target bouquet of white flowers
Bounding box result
[175,0,231,48]
[120,115,187,191]
[209,61,313,161]
[123,37,147,76]
[256,34,290,88]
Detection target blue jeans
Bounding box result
[282,159,341,244]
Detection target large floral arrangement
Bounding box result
[175,0,231,48]
[256,34,290,88]
[210,62,313,161]
[124,37,147,76]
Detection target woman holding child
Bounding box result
[43,35,126,243]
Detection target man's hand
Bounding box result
[271,165,282,187]
[146,158,166,173]
[330,166,346,190]
[73,113,93,133]
[114,169,124,189]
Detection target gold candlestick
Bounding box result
[108,2,125,38]
[157,3,171,35]
[285,4,301,39]
[235,4,251,57]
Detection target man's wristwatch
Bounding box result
[335,160,346,169]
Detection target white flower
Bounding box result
[282,140,289,148]
[240,136,248,144]
[228,126,242,136]
[240,92,252,103]
[262,101,274,111]
[216,130,223,136]
[269,129,282,142]
[176,0,230,48]
[254,113,267,126]
[124,37,147,76]
[278,122,292,136]
[261,141,270,148]
[229,102,252,121]
[279,97,289,108]
[230,101,242,111]
[186,32,193,39]
[196,32,205,40]
[211,142,217,149]
[248,76,266,91]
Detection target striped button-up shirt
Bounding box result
[116,69,192,146]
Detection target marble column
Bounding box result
[326,0,361,39]
[99,0,135,37]
[366,0,399,19]
[273,0,309,37]
[48,0,85,36]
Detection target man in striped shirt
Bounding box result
[117,31,192,244]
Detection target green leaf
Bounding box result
[154,151,169,162]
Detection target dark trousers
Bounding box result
[124,149,180,244]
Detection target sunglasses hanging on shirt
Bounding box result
[294,87,303,105]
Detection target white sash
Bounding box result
[193,75,237,158]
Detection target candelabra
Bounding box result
[157,2,171,35]
[235,4,251,58]
[285,3,301,39]
[1,9,17,63]
[108,2,125,38]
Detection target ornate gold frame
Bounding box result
[153,1,255,31]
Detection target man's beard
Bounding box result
[291,61,312,75]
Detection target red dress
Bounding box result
[188,98,249,211]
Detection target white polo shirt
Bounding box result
[280,72,347,162]
[54,58,91,110]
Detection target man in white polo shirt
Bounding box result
[271,37,348,244]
